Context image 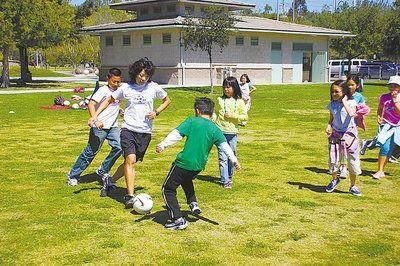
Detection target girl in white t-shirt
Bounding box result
[239,74,257,112]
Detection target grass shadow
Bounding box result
[79,173,101,184]
[287,181,347,194]
[304,166,329,174]
[134,207,219,226]
[361,158,378,163]
[196,174,220,185]
[106,186,145,205]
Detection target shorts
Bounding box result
[120,128,151,161]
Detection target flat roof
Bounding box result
[82,15,354,37]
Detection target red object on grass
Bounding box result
[73,87,85,93]
[40,105,70,110]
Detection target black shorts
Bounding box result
[120,128,151,161]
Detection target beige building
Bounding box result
[83,0,352,86]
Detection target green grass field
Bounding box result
[2,66,71,78]
[1,83,399,264]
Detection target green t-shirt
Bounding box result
[175,116,226,171]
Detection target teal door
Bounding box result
[292,51,303,83]
[271,50,282,83]
[312,51,328,82]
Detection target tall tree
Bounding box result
[183,6,236,93]
[0,0,16,88]
[11,0,75,84]
[288,0,308,21]
[383,2,400,61]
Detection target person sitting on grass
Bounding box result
[90,58,171,208]
[156,97,240,230]
[325,80,362,196]
[67,68,124,192]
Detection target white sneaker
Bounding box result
[67,176,78,186]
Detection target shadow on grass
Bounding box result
[79,173,101,184]
[134,206,219,226]
[304,166,329,174]
[287,181,347,194]
[196,174,220,184]
[361,158,378,163]
[106,186,144,205]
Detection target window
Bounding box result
[271,42,281,50]
[141,7,149,15]
[105,36,113,46]
[251,37,259,46]
[167,4,175,12]
[163,33,172,44]
[122,35,131,46]
[143,34,152,45]
[236,36,244,46]
[331,61,340,66]
[185,5,194,14]
[293,43,313,51]
[153,6,161,14]
[352,61,359,66]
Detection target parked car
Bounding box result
[358,61,398,80]
[328,59,367,79]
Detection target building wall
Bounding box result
[99,28,329,85]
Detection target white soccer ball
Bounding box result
[132,193,153,214]
[71,103,80,109]
[63,100,71,106]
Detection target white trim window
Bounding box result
[143,34,152,45]
[251,37,259,46]
[122,35,131,46]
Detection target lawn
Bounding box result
[0,83,399,264]
[2,66,72,78]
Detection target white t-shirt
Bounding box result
[328,99,357,132]
[240,83,250,101]
[91,85,121,129]
[112,81,168,133]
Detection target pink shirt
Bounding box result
[380,93,400,126]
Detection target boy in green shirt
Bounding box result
[156,98,241,230]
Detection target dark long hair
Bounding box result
[222,76,242,99]
[128,57,155,82]
[330,80,350,101]
[240,73,250,84]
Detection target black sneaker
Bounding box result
[189,202,202,215]
[124,195,135,209]
[164,217,188,230]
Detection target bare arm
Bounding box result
[326,113,333,136]
[377,103,384,124]
[88,96,115,126]
[249,85,257,94]
[145,96,172,120]
[342,95,356,117]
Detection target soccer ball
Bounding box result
[63,100,71,106]
[132,193,153,214]
[71,103,80,109]
[79,100,87,110]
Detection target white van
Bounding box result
[328,59,367,79]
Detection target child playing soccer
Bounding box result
[214,77,247,188]
[90,58,171,208]
[325,80,362,196]
[239,73,257,113]
[67,68,123,189]
[156,98,240,230]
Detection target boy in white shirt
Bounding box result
[67,68,123,191]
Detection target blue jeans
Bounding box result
[218,133,238,184]
[69,127,122,179]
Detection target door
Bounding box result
[271,49,282,83]
[302,52,312,82]
[292,51,303,83]
[312,51,327,82]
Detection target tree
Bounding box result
[263,3,273,14]
[11,0,75,84]
[0,0,16,88]
[288,0,308,22]
[383,2,400,61]
[183,6,236,93]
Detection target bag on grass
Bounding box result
[54,95,65,106]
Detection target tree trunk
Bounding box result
[208,49,213,94]
[19,46,32,83]
[1,45,11,88]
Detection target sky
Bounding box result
[70,0,392,13]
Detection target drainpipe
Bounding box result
[179,30,185,86]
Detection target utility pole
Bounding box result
[292,0,295,22]
[276,0,280,20]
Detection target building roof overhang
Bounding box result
[82,16,354,38]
